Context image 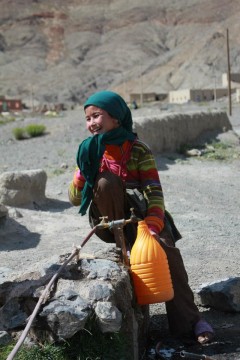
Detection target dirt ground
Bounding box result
[0,103,240,359]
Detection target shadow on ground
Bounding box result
[36,198,72,212]
[145,308,240,360]
[0,218,40,251]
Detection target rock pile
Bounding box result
[0,247,148,359]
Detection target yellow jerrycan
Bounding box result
[130,220,174,305]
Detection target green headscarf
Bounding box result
[77,90,136,215]
[84,90,133,132]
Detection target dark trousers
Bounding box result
[89,171,200,338]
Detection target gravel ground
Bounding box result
[0,103,240,359]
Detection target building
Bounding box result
[129,92,167,104]
[236,89,240,103]
[169,88,230,104]
[0,97,23,112]
[222,73,240,88]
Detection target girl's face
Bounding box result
[85,106,119,135]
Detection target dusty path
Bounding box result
[0,104,240,359]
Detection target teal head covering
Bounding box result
[84,90,133,132]
[77,90,136,215]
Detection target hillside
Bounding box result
[0,0,240,105]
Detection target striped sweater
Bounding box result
[69,139,165,233]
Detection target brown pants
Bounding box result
[89,171,201,338]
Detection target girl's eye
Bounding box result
[85,112,101,121]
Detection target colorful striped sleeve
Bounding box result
[68,167,85,206]
[128,141,165,233]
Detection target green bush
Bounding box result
[12,127,26,140]
[16,344,66,360]
[62,318,130,360]
[1,326,129,360]
[12,124,46,140]
[0,342,66,360]
[25,124,46,137]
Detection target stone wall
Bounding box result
[133,111,232,153]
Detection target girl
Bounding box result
[69,90,214,345]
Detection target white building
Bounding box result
[222,73,240,88]
[169,88,229,104]
[236,89,240,103]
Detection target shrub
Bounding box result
[178,143,197,155]
[17,344,66,360]
[12,127,25,140]
[12,124,46,140]
[0,342,66,360]
[25,124,46,137]
[1,325,129,360]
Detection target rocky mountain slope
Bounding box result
[0,0,240,105]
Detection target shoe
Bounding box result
[194,319,214,344]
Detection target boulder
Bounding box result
[0,331,11,346]
[0,204,8,227]
[0,204,8,218]
[95,301,122,333]
[0,169,47,206]
[195,277,240,312]
[40,290,91,339]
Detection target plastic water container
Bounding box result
[130,220,174,305]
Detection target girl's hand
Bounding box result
[73,169,85,189]
[148,225,159,238]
